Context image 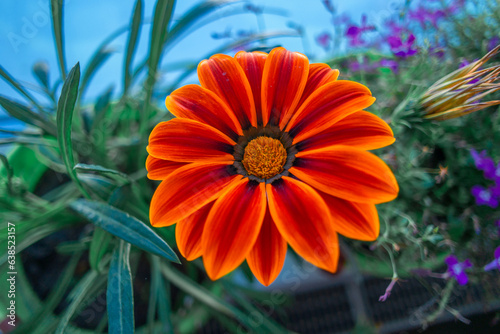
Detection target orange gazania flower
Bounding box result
[147,47,399,286]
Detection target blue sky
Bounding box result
[0,0,396,113]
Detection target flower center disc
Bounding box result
[242,136,287,179]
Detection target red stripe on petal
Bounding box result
[165,84,243,139]
[202,180,266,280]
[198,54,257,129]
[261,48,309,127]
[150,162,242,227]
[291,146,399,204]
[176,202,213,261]
[247,208,287,286]
[286,80,375,144]
[296,110,395,151]
[234,51,268,126]
[147,118,235,163]
[266,177,339,273]
[320,191,380,241]
[146,155,186,180]
[298,63,339,106]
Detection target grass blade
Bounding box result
[50,0,67,80]
[123,0,143,93]
[0,96,56,135]
[70,199,180,263]
[74,163,130,182]
[107,241,134,334]
[0,65,46,113]
[140,0,175,139]
[79,48,115,99]
[56,62,90,198]
[89,226,113,271]
[55,270,100,334]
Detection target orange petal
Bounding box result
[202,179,266,280]
[246,208,287,286]
[320,191,380,241]
[298,63,339,106]
[165,84,243,139]
[147,118,235,163]
[291,146,399,204]
[234,51,268,125]
[261,47,309,127]
[150,162,242,227]
[146,155,186,180]
[266,177,339,273]
[296,110,395,151]
[285,80,376,144]
[198,54,257,129]
[176,201,213,261]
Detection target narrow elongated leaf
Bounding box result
[50,0,66,80]
[74,163,130,182]
[0,65,46,113]
[123,0,143,93]
[0,154,13,180]
[70,199,180,262]
[79,48,115,99]
[147,0,175,85]
[107,241,134,334]
[89,226,112,271]
[0,96,56,135]
[33,62,50,89]
[163,0,236,52]
[56,62,90,198]
[55,270,100,334]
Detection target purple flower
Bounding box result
[379,59,399,73]
[484,246,500,271]
[388,33,418,58]
[471,185,499,208]
[316,32,332,50]
[487,36,499,51]
[429,46,445,59]
[409,6,445,28]
[345,14,375,47]
[471,149,496,180]
[385,19,405,35]
[445,255,472,285]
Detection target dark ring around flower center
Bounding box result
[233,125,297,184]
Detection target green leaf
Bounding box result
[50,0,67,80]
[147,0,175,86]
[79,48,115,99]
[56,62,90,198]
[0,65,46,113]
[123,0,143,93]
[0,154,13,180]
[163,0,237,52]
[74,163,130,182]
[55,270,100,334]
[33,62,50,89]
[70,199,180,263]
[107,241,134,334]
[89,227,113,271]
[0,96,56,135]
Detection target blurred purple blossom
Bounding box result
[471,185,499,208]
[409,6,445,28]
[429,46,445,59]
[388,33,418,58]
[484,246,500,271]
[471,149,497,180]
[316,32,332,51]
[489,36,500,51]
[445,255,472,285]
[379,59,399,73]
[345,15,375,47]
